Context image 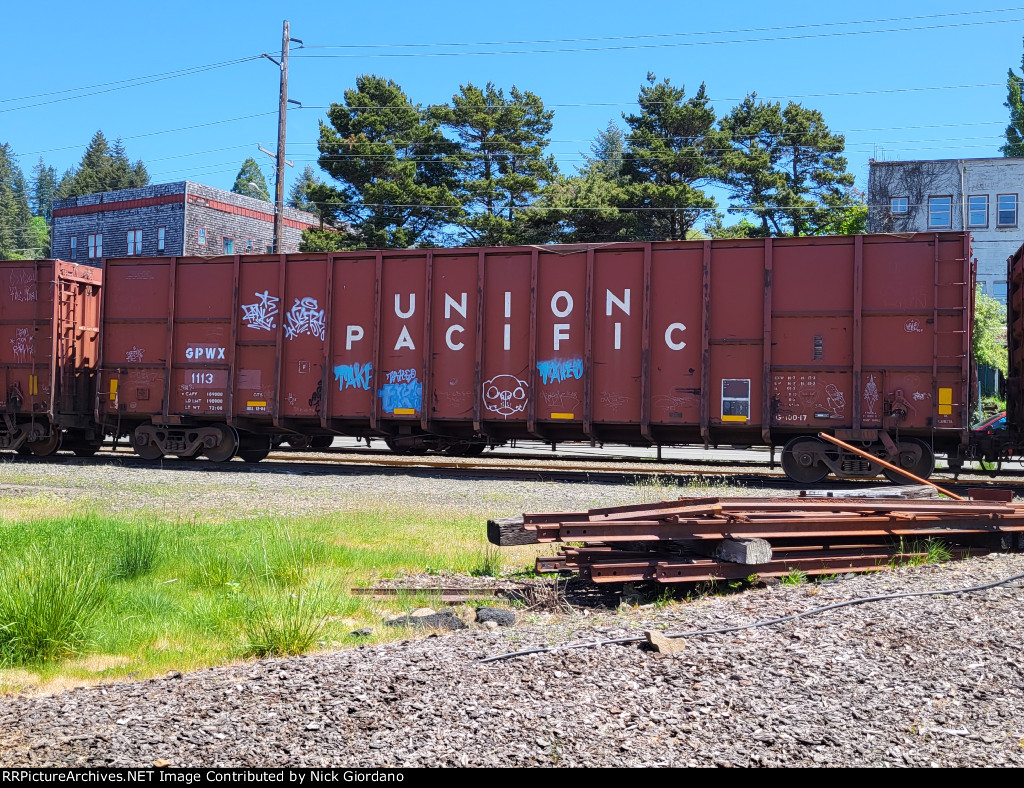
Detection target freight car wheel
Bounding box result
[384,438,412,455]
[28,431,62,458]
[882,438,935,483]
[70,441,103,458]
[203,425,239,463]
[780,437,830,484]
[133,442,163,460]
[237,435,272,464]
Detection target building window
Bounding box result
[245,238,254,254]
[968,195,988,228]
[994,280,1008,303]
[223,237,234,255]
[266,245,273,254]
[126,229,143,256]
[70,237,77,261]
[87,234,103,259]
[198,228,207,246]
[157,227,166,253]
[890,197,909,213]
[998,194,1018,227]
[928,196,952,229]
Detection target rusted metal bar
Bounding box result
[558,518,1021,543]
[817,432,965,500]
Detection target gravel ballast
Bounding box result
[1,458,1023,767]
[1,553,1023,767]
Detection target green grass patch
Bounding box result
[0,503,545,690]
[0,548,105,667]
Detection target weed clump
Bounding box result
[0,548,105,667]
[780,568,809,586]
[110,528,162,580]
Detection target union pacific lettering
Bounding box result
[340,290,686,353]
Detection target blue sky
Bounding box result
[4,1,1023,221]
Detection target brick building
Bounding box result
[51,181,321,262]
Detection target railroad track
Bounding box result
[10,444,1024,496]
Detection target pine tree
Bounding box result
[57,132,150,198]
[315,74,461,249]
[432,82,557,245]
[287,165,321,212]
[1003,42,1024,156]
[584,121,627,183]
[620,75,722,240]
[231,158,270,201]
[528,123,634,243]
[718,94,855,236]
[31,157,58,223]
[0,144,37,259]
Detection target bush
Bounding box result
[0,548,105,666]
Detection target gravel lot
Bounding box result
[1,456,1023,767]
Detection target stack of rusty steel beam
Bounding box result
[488,494,1024,584]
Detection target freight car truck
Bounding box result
[88,232,973,481]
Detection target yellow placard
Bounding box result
[29,375,37,396]
[721,414,748,422]
[938,387,952,415]
[550,412,575,420]
[109,379,118,401]
[247,400,267,407]
[393,408,416,415]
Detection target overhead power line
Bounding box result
[0,56,261,115]
[300,8,1024,51]
[295,14,1024,58]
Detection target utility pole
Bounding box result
[274,21,289,255]
[262,21,302,254]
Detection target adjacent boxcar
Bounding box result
[94,232,972,480]
[0,259,103,456]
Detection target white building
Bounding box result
[867,157,1022,303]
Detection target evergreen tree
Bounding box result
[718,94,856,236]
[30,157,58,223]
[109,139,149,190]
[56,132,149,198]
[431,82,557,245]
[288,165,321,212]
[1002,42,1024,156]
[315,74,461,249]
[620,75,722,240]
[583,120,627,183]
[527,123,636,243]
[0,144,37,259]
[231,158,270,201]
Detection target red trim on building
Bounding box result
[186,195,318,229]
[53,193,185,218]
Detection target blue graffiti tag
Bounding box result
[537,358,584,385]
[378,369,422,412]
[334,362,373,391]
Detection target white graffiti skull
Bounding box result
[483,375,528,418]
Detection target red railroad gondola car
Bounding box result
[90,232,973,480]
[0,259,103,456]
